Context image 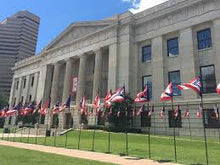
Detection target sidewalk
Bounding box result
[0,140,181,165]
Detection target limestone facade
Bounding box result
[9,0,220,130]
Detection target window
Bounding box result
[201,65,216,94]
[197,28,212,50]
[23,78,26,88]
[21,96,24,104]
[141,105,151,127]
[142,75,152,98]
[29,95,32,102]
[31,76,34,87]
[16,80,19,90]
[167,37,179,57]
[168,71,181,96]
[142,45,151,62]
[13,98,16,106]
[168,110,182,128]
[203,109,220,128]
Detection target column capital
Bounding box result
[64,57,74,63]
[94,48,102,55]
[52,61,62,66]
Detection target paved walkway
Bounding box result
[0,140,181,165]
[0,133,44,138]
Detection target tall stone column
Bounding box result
[60,58,73,129]
[76,55,87,104]
[108,43,118,91]
[62,58,73,101]
[92,49,102,100]
[23,75,31,103]
[17,77,23,104]
[180,28,197,100]
[50,62,61,107]
[213,19,220,84]
[152,36,164,102]
[9,78,15,106]
[33,72,39,101]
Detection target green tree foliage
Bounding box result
[105,94,134,129]
[0,93,8,109]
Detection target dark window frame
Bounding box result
[203,109,220,128]
[168,70,181,96]
[168,110,182,128]
[141,106,151,127]
[200,65,216,94]
[197,28,212,50]
[142,75,152,98]
[16,80,19,90]
[23,78,26,89]
[167,37,179,57]
[142,45,152,62]
[31,76,34,87]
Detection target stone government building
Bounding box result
[8,0,220,135]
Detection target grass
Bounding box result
[0,145,116,165]
[3,129,220,165]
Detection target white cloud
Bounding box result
[123,0,169,14]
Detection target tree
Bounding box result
[0,93,8,109]
[105,94,134,130]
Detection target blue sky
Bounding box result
[0,0,167,54]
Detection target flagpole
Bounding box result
[164,103,167,136]
[27,125,31,143]
[125,107,129,156]
[77,122,82,150]
[148,102,151,159]
[200,94,209,165]
[217,104,220,143]
[187,103,192,139]
[171,97,177,163]
[216,105,220,142]
[92,107,97,152]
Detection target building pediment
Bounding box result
[44,20,116,51]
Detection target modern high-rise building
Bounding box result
[0,10,40,97]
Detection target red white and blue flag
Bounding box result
[22,102,35,116]
[137,104,145,116]
[213,104,219,120]
[0,106,9,117]
[148,104,154,116]
[197,104,202,119]
[134,84,150,103]
[33,100,42,114]
[184,107,190,119]
[59,95,71,112]
[52,101,61,115]
[109,86,125,103]
[159,105,165,119]
[6,103,20,116]
[217,84,220,94]
[105,89,112,108]
[94,93,101,110]
[160,83,173,102]
[174,104,179,119]
[40,97,51,115]
[180,77,202,95]
[80,95,86,115]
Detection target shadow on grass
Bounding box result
[158,159,173,163]
[125,157,142,160]
[189,164,203,165]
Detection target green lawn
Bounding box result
[0,145,116,165]
[4,130,220,165]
